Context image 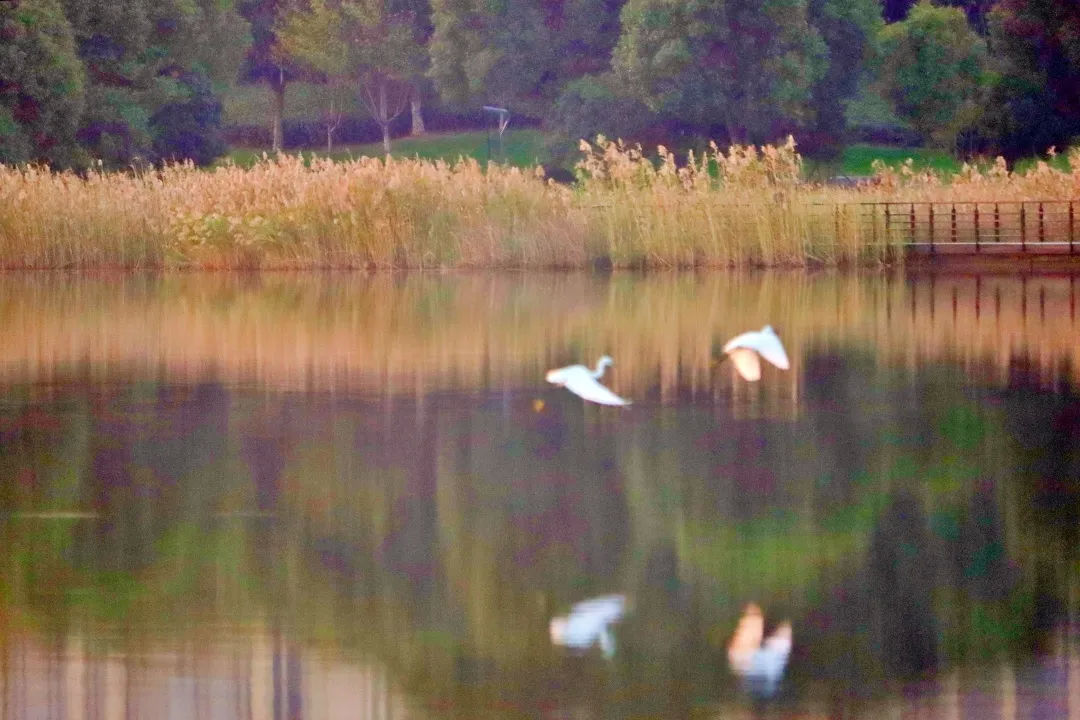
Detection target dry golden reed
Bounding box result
[2,140,1079,269]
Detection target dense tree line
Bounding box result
[1,0,1078,168]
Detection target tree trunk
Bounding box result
[410,89,425,136]
[379,80,391,155]
[270,74,285,153]
[360,73,409,156]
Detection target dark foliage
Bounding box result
[150,69,227,166]
[983,0,1080,160]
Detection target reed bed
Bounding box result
[2,140,1080,269]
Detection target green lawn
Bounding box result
[1012,151,1073,174]
[225,129,551,169]
[840,144,961,175]
[803,143,961,179]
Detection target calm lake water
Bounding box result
[1,271,1079,720]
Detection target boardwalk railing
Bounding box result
[857,200,1079,254]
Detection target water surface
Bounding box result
[1,271,1079,719]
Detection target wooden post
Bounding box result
[870,205,878,248]
[910,203,916,245]
[1021,275,1028,322]
[1070,201,1075,254]
[951,204,957,242]
[1021,203,1027,251]
[994,203,1000,242]
[929,203,935,243]
[975,275,981,321]
[974,204,980,252]
[1038,202,1045,242]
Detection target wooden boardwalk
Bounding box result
[859,200,1080,259]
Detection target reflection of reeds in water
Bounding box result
[1,627,1075,720]
[0,630,413,720]
[0,273,1076,404]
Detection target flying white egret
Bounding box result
[549,594,627,659]
[722,326,790,382]
[727,603,793,699]
[545,355,631,407]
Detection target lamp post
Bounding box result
[483,105,510,165]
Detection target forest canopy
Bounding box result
[1,0,1077,168]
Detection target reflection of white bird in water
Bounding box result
[550,594,627,659]
[722,326,791,382]
[727,604,793,698]
[545,356,631,407]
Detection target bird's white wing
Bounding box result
[722,331,758,355]
[762,623,792,663]
[570,595,626,625]
[754,328,790,370]
[563,375,631,406]
[727,605,765,674]
[546,364,585,385]
[726,348,762,382]
[752,622,793,685]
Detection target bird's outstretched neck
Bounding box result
[592,355,614,379]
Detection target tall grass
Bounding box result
[2,139,1080,269]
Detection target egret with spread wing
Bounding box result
[546,355,631,406]
[727,603,793,699]
[550,594,627,659]
[722,326,790,382]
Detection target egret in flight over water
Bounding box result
[727,603,793,699]
[546,355,631,406]
[550,594,627,659]
[722,326,790,382]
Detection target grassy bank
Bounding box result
[226,129,551,170]
[2,137,1079,270]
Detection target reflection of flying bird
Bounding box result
[722,326,790,382]
[727,604,792,699]
[545,356,631,407]
[550,594,627,659]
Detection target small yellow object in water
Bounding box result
[532,398,545,412]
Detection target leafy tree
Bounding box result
[237,0,302,151]
[945,0,995,34]
[0,0,86,166]
[278,0,427,154]
[545,72,654,163]
[807,0,883,145]
[58,0,155,163]
[984,0,1080,159]
[159,0,251,89]
[883,0,994,32]
[53,0,236,165]
[150,68,227,165]
[612,0,829,144]
[427,0,625,117]
[876,1,988,149]
[391,0,434,135]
